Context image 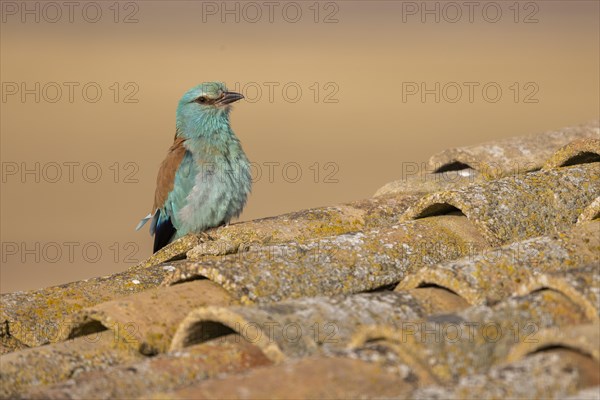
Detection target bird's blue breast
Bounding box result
[163,134,251,239]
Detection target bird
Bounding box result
[136,82,251,253]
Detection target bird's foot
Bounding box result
[187,237,239,259]
[196,231,215,243]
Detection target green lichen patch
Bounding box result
[402,164,600,246]
[0,264,171,348]
[349,289,588,386]
[163,216,489,305]
[397,221,600,305]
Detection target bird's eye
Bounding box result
[196,96,207,103]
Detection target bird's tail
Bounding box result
[135,213,153,231]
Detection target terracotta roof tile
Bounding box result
[565,386,600,399]
[376,121,599,197]
[142,193,421,266]
[0,329,143,398]
[151,356,419,400]
[427,121,599,179]
[169,289,469,363]
[1,122,598,399]
[25,335,271,400]
[396,221,600,305]
[374,169,484,197]
[161,215,489,304]
[1,193,416,348]
[0,264,172,348]
[543,138,600,170]
[61,280,236,356]
[411,349,598,399]
[402,164,599,246]
[349,289,590,384]
[411,323,600,399]
[516,265,599,321]
[578,196,600,223]
[506,322,599,364]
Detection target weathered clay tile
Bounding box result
[0,264,173,349]
[506,322,599,365]
[59,280,236,356]
[517,265,599,321]
[578,196,600,223]
[396,221,600,305]
[0,330,143,398]
[543,138,600,169]
[376,123,599,198]
[25,334,272,400]
[135,234,204,268]
[169,288,469,362]
[162,215,489,304]
[349,289,590,384]
[374,168,484,197]
[163,162,599,304]
[0,194,420,352]
[411,349,598,399]
[402,164,600,246]
[408,323,599,399]
[427,121,599,179]
[0,328,27,356]
[2,123,598,399]
[151,356,420,400]
[565,386,600,399]
[142,192,422,265]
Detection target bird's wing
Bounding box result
[151,135,189,252]
[152,208,176,252]
[153,135,188,212]
[135,135,187,245]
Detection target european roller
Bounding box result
[136,82,251,252]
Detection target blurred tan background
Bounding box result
[1,1,598,293]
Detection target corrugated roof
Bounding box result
[1,121,599,400]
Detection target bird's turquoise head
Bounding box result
[176,82,244,138]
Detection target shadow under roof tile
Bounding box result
[169,289,469,363]
[396,221,600,305]
[543,138,600,170]
[0,263,173,350]
[427,121,599,180]
[517,265,599,321]
[58,280,236,356]
[506,322,599,365]
[402,164,600,246]
[0,330,28,356]
[349,289,590,385]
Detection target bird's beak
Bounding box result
[216,91,244,105]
